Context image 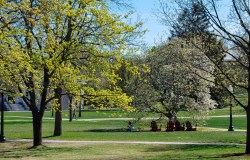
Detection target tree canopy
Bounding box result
[158,0,250,153]
[130,38,215,121]
[0,0,143,146]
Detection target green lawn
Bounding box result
[1,109,249,159]
[0,142,247,160]
[3,110,247,143]
[208,106,246,116]
[205,117,246,130]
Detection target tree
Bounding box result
[0,0,142,146]
[132,39,215,121]
[159,0,250,153]
[166,0,227,106]
[197,0,250,153]
[169,0,210,39]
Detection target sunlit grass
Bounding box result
[2,109,249,159]
[3,112,247,144]
[0,142,247,160]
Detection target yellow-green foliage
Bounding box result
[0,0,142,111]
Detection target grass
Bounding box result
[208,106,246,116]
[205,117,246,130]
[177,106,246,117]
[1,108,249,159]
[3,113,247,143]
[0,142,248,160]
[3,110,248,142]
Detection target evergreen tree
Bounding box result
[170,1,210,40]
[170,1,226,105]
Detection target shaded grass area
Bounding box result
[0,142,247,160]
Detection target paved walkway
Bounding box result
[198,127,246,132]
[7,139,245,146]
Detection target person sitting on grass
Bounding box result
[185,121,192,131]
[151,120,158,131]
[166,120,175,131]
[175,120,182,131]
[128,121,134,131]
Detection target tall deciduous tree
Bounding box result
[0,0,142,146]
[159,0,250,153]
[198,0,250,154]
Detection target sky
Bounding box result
[130,0,230,47]
[131,0,167,46]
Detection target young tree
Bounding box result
[0,0,142,146]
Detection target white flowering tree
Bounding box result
[133,38,215,121]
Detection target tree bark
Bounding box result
[69,95,73,122]
[69,107,73,122]
[246,108,250,153]
[246,68,250,153]
[54,110,62,136]
[78,100,82,117]
[54,87,62,136]
[32,113,43,147]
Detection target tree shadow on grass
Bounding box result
[1,143,87,159]
[76,128,163,132]
[6,121,32,125]
[144,145,245,159]
[222,153,250,158]
[43,135,56,138]
[87,128,128,132]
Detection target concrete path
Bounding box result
[7,138,245,146]
[198,127,246,132]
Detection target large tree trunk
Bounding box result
[54,87,62,136]
[246,63,250,154]
[246,76,250,154]
[69,106,73,122]
[246,108,250,153]
[32,113,43,147]
[54,110,62,136]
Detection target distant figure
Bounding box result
[166,120,175,131]
[151,120,158,131]
[175,120,182,131]
[128,121,134,131]
[185,121,192,131]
